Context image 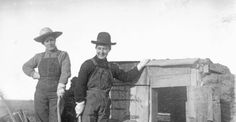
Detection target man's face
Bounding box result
[43,36,56,51]
[95,45,111,59]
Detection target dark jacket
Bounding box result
[74,56,140,103]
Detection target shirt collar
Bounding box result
[94,55,109,68]
[94,55,107,62]
[45,47,58,53]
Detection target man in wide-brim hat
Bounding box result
[22,27,71,122]
[74,32,150,122]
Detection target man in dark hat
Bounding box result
[74,32,150,122]
[22,27,71,122]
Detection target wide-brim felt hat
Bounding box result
[34,27,62,43]
[91,32,116,45]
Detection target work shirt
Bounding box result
[74,56,140,103]
[22,48,71,84]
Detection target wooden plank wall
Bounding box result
[186,87,221,122]
[110,85,150,122]
[148,67,191,87]
[110,62,150,122]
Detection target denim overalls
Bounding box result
[82,59,113,122]
[34,51,61,122]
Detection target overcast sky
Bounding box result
[0,0,236,100]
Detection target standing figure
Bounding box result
[22,27,71,122]
[74,32,149,122]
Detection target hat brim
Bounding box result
[34,32,62,43]
[91,40,116,45]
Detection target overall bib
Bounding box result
[82,59,113,122]
[34,51,61,122]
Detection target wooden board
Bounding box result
[186,86,220,122]
[151,88,158,122]
[149,67,191,87]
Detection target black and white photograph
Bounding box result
[0,0,236,122]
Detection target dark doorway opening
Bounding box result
[154,86,187,122]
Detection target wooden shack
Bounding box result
[110,58,235,122]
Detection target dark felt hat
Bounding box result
[91,32,116,45]
[34,27,62,43]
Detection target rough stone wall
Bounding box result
[230,75,236,122]
[218,74,235,122]
[201,63,235,122]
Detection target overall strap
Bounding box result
[56,50,63,65]
[91,58,111,70]
[37,52,46,65]
[41,50,61,58]
[91,58,98,66]
[90,58,113,77]
[108,63,112,69]
[42,52,46,58]
[56,50,62,57]
[107,63,114,80]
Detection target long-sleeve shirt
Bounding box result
[22,48,71,84]
[74,56,141,103]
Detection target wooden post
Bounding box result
[151,88,158,122]
[57,96,61,122]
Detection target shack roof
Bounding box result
[112,58,209,67]
[112,58,228,74]
[146,58,201,67]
